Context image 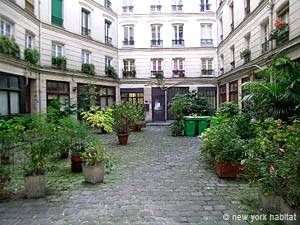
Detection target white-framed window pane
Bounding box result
[10,92,20,114]
[0,91,8,115]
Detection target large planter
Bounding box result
[71,154,83,173]
[82,163,105,184]
[24,174,47,198]
[216,163,243,178]
[117,134,129,145]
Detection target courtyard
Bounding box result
[0,126,259,225]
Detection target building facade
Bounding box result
[0,0,300,121]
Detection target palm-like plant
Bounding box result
[243,56,300,121]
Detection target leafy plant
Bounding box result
[111,101,137,135]
[216,102,240,118]
[52,56,67,69]
[240,49,251,63]
[81,106,114,133]
[81,143,109,167]
[169,119,184,136]
[243,56,300,121]
[24,48,39,65]
[0,35,20,58]
[82,63,95,75]
[270,19,289,43]
[105,65,117,78]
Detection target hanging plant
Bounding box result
[24,48,39,65]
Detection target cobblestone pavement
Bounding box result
[0,126,256,225]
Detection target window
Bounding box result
[230,3,234,31]
[105,0,112,9]
[97,86,115,109]
[123,25,134,46]
[123,59,135,71]
[46,81,70,109]
[200,0,211,11]
[121,89,144,105]
[201,58,213,75]
[123,0,134,12]
[82,50,91,64]
[151,0,162,12]
[198,87,217,111]
[230,45,235,69]
[81,9,91,36]
[0,75,22,115]
[220,54,224,73]
[25,0,34,14]
[0,18,13,37]
[172,0,183,11]
[173,58,185,77]
[219,17,223,41]
[105,20,112,44]
[278,5,289,23]
[51,0,63,26]
[229,81,238,103]
[219,84,227,104]
[245,0,250,16]
[25,32,34,49]
[151,24,162,46]
[52,42,64,57]
[105,56,112,67]
[173,24,184,45]
[151,59,163,76]
[200,24,213,47]
[261,21,270,53]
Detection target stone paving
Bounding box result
[0,126,257,225]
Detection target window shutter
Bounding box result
[52,0,63,25]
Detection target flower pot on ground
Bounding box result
[71,152,83,173]
[131,103,145,132]
[111,101,138,145]
[216,163,244,178]
[24,174,47,198]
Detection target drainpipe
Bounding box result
[38,0,42,113]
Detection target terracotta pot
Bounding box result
[82,163,105,184]
[71,154,83,173]
[117,134,129,145]
[216,163,244,178]
[24,174,47,198]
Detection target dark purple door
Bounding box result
[152,87,165,121]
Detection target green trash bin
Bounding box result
[197,116,211,135]
[184,116,197,137]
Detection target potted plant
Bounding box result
[270,19,289,44]
[82,63,95,75]
[105,65,117,78]
[112,101,137,145]
[24,48,39,65]
[22,116,57,198]
[52,56,67,70]
[0,35,20,59]
[131,103,145,132]
[81,142,109,184]
[240,49,251,63]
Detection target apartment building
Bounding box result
[216,0,300,107]
[1,0,300,121]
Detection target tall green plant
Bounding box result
[243,56,300,121]
[24,48,39,65]
[0,35,20,58]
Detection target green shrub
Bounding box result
[105,65,117,78]
[216,102,240,118]
[24,48,39,65]
[52,56,67,69]
[0,35,20,58]
[82,63,95,75]
[170,120,184,136]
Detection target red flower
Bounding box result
[274,19,286,29]
[269,164,276,174]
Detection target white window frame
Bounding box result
[172,0,183,11]
[200,0,211,11]
[105,56,112,67]
[123,0,133,12]
[81,8,90,30]
[173,24,184,40]
[82,50,91,64]
[150,0,161,11]
[151,59,163,71]
[52,42,64,57]
[151,24,161,40]
[200,24,212,39]
[0,18,13,37]
[124,59,135,71]
[123,25,134,44]
[173,58,184,70]
[25,32,34,49]
[201,58,213,70]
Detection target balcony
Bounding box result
[150,5,162,11]
[151,40,163,47]
[173,70,185,78]
[123,6,134,12]
[123,40,135,46]
[172,5,183,11]
[200,4,211,11]
[82,27,91,36]
[51,16,63,27]
[172,39,184,46]
[105,0,112,9]
[261,40,270,54]
[151,70,164,78]
[230,61,235,69]
[105,36,112,45]
[123,70,136,78]
[201,69,214,76]
[200,39,213,47]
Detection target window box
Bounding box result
[173,70,185,78]
[105,66,117,78]
[81,63,95,75]
[151,39,163,47]
[200,39,213,47]
[81,27,91,37]
[52,56,67,70]
[172,39,184,46]
[151,70,164,78]
[0,36,20,59]
[240,49,251,64]
[24,48,39,65]
[270,20,289,45]
[122,70,136,78]
[201,69,214,75]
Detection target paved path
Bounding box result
[0,127,255,225]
